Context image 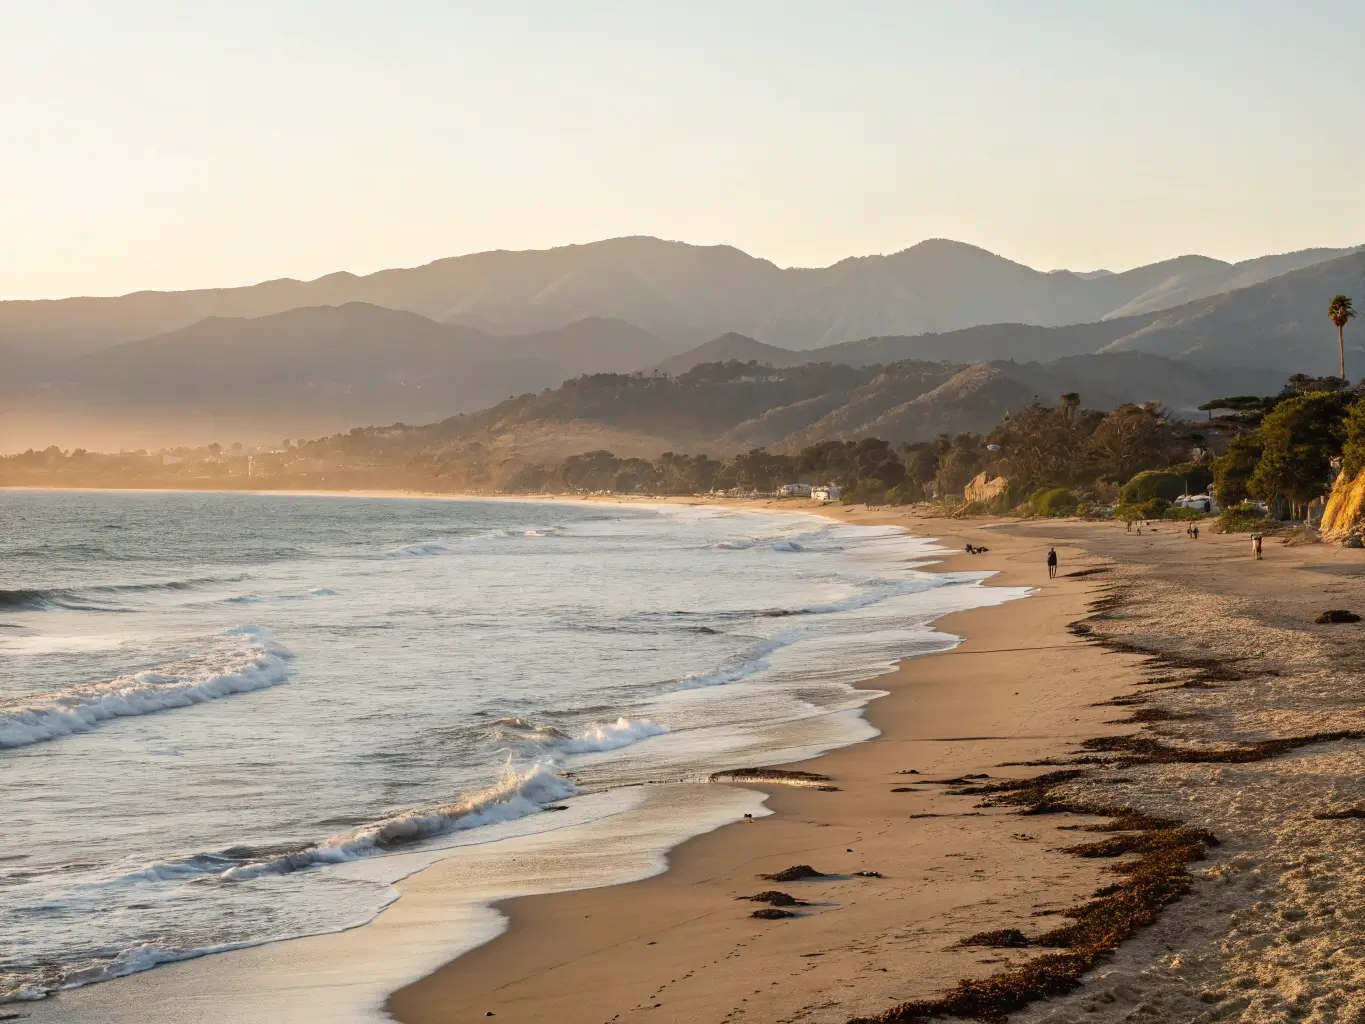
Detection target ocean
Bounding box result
[0,491,1021,1014]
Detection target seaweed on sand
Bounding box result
[738,890,807,906]
[851,728,1365,1023]
[847,779,1217,1024]
[711,768,832,785]
[760,864,826,881]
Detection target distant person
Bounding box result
[1192,525,1200,540]
[965,543,975,555]
[1047,547,1058,578]
[1252,533,1263,559]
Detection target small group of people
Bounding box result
[964,543,990,555]
[1185,522,1201,540]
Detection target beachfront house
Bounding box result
[779,483,813,497]
[811,484,842,502]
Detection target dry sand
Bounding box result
[388,504,1365,1024]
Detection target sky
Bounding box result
[3,0,1363,299]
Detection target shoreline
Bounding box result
[384,509,1139,1023]
[13,495,986,1023]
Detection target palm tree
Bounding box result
[1329,295,1356,380]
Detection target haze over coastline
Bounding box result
[8,3,1365,1022]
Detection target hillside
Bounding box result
[401,352,1281,467]
[653,333,808,374]
[0,305,671,451]
[1099,251,1365,372]
[2,236,1357,358]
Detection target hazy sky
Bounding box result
[4,1,1363,299]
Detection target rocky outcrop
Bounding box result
[1320,469,1365,542]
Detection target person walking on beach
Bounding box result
[1252,533,1263,559]
[1047,547,1058,578]
[1193,525,1200,540]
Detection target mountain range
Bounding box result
[4,236,1359,357]
[1,236,1361,452]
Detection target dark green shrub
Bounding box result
[1118,471,1185,505]
[1219,502,1267,533]
[883,484,920,506]
[1030,487,1079,516]
[842,477,887,505]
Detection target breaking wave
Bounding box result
[0,577,235,612]
[490,715,669,753]
[0,626,294,750]
[122,762,575,884]
[673,634,796,691]
[385,541,454,558]
[385,527,566,557]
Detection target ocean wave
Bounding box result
[709,536,811,552]
[384,526,566,558]
[123,762,575,884]
[673,633,796,691]
[0,589,58,611]
[490,715,669,753]
[223,587,337,605]
[627,576,936,628]
[385,541,454,557]
[0,577,236,612]
[0,626,294,750]
[0,928,331,1005]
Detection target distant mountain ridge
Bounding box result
[660,250,1365,376]
[2,236,1358,357]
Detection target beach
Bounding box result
[389,504,1365,1023]
[14,497,1365,1024]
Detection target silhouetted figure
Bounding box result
[1192,526,1200,540]
[1047,547,1058,578]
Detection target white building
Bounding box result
[811,484,842,502]
[778,483,812,497]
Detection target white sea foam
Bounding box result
[119,762,577,885]
[490,715,669,754]
[0,626,293,750]
[557,717,669,753]
[710,535,807,552]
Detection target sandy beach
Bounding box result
[386,503,1365,1024]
